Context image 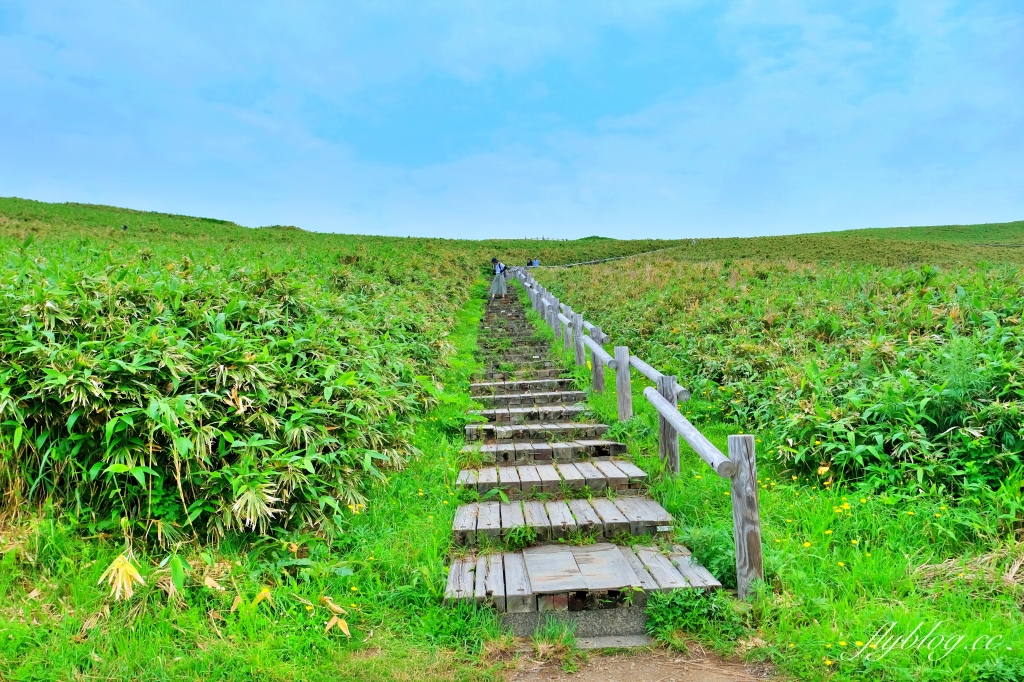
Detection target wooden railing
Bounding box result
[512,267,764,599]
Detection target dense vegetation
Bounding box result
[536,226,1024,681]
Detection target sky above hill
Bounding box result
[0,1,1021,238]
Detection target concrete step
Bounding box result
[451,498,675,547]
[461,439,627,463]
[469,404,586,423]
[457,460,648,497]
[465,421,607,443]
[470,378,574,396]
[475,391,586,408]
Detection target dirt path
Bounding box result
[509,649,774,682]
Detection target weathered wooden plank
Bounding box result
[544,501,577,540]
[566,498,603,539]
[503,552,536,613]
[486,553,506,611]
[531,442,552,461]
[612,496,650,536]
[538,593,570,611]
[618,546,659,592]
[573,461,606,492]
[522,545,586,593]
[729,435,763,600]
[518,465,541,495]
[657,374,680,474]
[456,469,478,490]
[555,462,585,490]
[534,464,561,493]
[497,466,521,493]
[548,441,575,462]
[500,501,525,539]
[477,502,502,541]
[590,498,629,536]
[475,555,487,605]
[613,460,648,485]
[593,460,628,490]
[641,387,735,478]
[635,546,689,591]
[632,497,674,532]
[477,468,498,494]
[572,544,641,591]
[669,552,719,590]
[443,556,476,603]
[522,499,551,540]
[452,503,479,546]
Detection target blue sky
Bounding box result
[0,1,1021,238]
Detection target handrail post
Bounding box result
[563,308,574,351]
[590,326,605,393]
[572,312,585,366]
[614,346,632,421]
[656,375,680,474]
[728,435,764,600]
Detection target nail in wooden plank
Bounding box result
[571,543,641,591]
[555,463,585,490]
[486,553,506,611]
[535,464,561,493]
[590,498,629,536]
[477,468,498,494]
[566,498,603,539]
[452,503,479,546]
[503,552,536,613]
[477,502,502,541]
[500,501,525,539]
[456,469,478,490]
[531,442,552,461]
[544,501,577,540]
[518,465,541,495]
[635,546,689,590]
[593,461,628,490]
[573,461,607,492]
[522,499,551,541]
[498,466,521,493]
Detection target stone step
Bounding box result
[475,391,586,408]
[465,421,607,443]
[457,460,648,497]
[469,404,586,423]
[472,368,564,381]
[470,378,574,396]
[461,439,627,463]
[451,498,674,547]
[444,543,720,638]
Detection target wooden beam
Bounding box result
[642,387,735,478]
[657,374,680,474]
[729,435,764,600]
[614,346,633,421]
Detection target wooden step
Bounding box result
[482,358,554,370]
[457,460,647,496]
[475,391,586,408]
[444,543,719,611]
[472,368,563,381]
[451,497,673,546]
[461,439,627,463]
[469,405,586,424]
[470,379,573,396]
[465,422,608,443]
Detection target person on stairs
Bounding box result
[489,257,508,300]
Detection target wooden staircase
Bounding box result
[444,285,722,641]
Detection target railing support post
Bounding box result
[728,435,764,600]
[656,375,680,474]
[590,326,605,393]
[563,308,574,351]
[572,312,586,366]
[614,346,632,421]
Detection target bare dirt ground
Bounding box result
[508,648,775,682]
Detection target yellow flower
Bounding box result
[792,475,798,480]
[855,641,864,647]
[907,511,914,515]
[803,542,811,547]
[786,519,793,523]
[825,659,833,666]
[350,586,358,592]
[418,491,424,496]
[825,530,833,535]
[940,505,947,510]
[789,643,795,648]
[775,539,781,543]
[826,643,832,648]
[860,498,866,503]
[837,561,845,567]
[866,552,872,557]
[851,540,858,544]
[695,475,702,479]
[934,513,940,518]
[839,641,846,646]
[350,603,357,607]
[723,491,730,496]
[443,500,449,505]
[305,605,313,611]
[815,440,821,445]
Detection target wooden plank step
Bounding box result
[460,440,628,464]
[475,391,587,408]
[451,496,672,547]
[471,369,563,381]
[468,405,587,424]
[470,379,573,396]
[464,422,608,443]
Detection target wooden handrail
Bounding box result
[582,334,617,369]
[630,356,690,401]
[642,387,735,478]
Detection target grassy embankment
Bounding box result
[0,197,687,680]
[534,223,1024,681]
